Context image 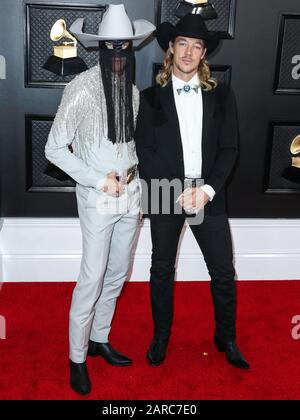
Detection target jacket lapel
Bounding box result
[154,83,216,180]
[201,88,216,177]
[157,82,185,178]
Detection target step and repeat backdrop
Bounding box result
[0,0,300,217]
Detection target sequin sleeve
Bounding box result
[45,81,103,189]
[132,85,140,127]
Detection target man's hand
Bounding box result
[177,187,209,214]
[102,172,123,197]
[139,207,144,222]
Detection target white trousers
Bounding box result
[69,181,140,363]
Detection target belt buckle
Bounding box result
[185,177,201,189]
[184,178,196,189]
[126,165,137,184]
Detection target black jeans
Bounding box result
[149,214,236,342]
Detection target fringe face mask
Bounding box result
[99,41,135,145]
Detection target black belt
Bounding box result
[184,177,202,188]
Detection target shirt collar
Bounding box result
[172,73,200,90]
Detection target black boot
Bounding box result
[214,337,250,370]
[88,341,132,366]
[146,337,169,366]
[69,360,91,395]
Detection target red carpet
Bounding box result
[0,281,300,400]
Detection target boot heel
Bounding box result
[214,338,226,352]
[87,350,97,357]
[87,340,99,357]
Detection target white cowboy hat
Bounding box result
[70,4,155,48]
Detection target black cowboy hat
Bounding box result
[156,13,219,55]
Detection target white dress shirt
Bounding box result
[172,73,215,201]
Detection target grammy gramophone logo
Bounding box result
[43,19,87,76]
[175,0,218,20]
[282,135,300,184]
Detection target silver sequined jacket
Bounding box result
[45,65,140,190]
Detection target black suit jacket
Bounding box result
[135,81,239,216]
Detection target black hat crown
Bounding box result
[157,13,219,55]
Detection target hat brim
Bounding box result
[157,22,219,56]
[70,18,155,48]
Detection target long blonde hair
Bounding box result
[156,48,217,91]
